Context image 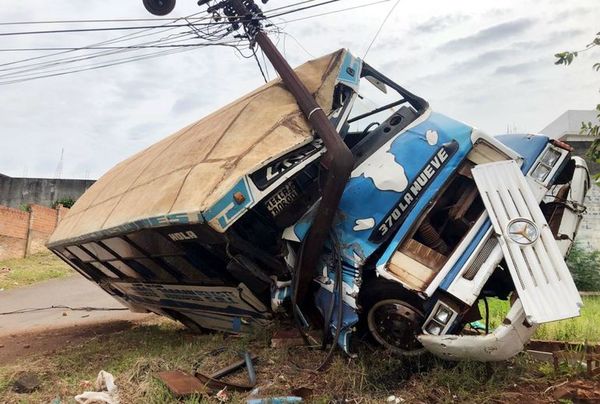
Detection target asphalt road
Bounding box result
[0,275,150,336]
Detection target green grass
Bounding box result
[481,296,600,343]
[0,252,73,290]
[1,315,598,403]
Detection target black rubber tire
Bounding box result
[358,278,426,356]
[143,0,176,16]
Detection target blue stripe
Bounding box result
[439,220,492,290]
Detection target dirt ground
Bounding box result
[0,318,152,364]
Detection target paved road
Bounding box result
[0,275,150,336]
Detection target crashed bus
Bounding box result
[48,50,590,361]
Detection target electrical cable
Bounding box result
[0,21,236,37]
[362,0,401,58]
[0,305,129,316]
[287,231,344,372]
[0,31,198,72]
[0,44,233,85]
[0,11,210,70]
[483,296,490,335]
[276,0,391,24]
[0,0,319,26]
[0,0,388,85]
[0,33,207,80]
[253,49,268,83]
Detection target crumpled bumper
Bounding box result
[417,299,537,362]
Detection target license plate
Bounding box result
[265,182,300,217]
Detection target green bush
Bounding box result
[52,197,75,209]
[566,244,600,291]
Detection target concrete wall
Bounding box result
[0,174,94,209]
[0,204,68,260]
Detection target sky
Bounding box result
[0,0,598,179]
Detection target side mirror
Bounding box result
[143,0,177,15]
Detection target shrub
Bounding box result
[566,244,600,291]
[52,197,75,209]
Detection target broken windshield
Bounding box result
[342,63,429,162]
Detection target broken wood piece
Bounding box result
[156,370,207,397]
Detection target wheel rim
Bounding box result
[367,299,426,356]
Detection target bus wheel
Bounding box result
[143,0,176,15]
[362,280,426,356]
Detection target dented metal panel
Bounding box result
[472,160,582,324]
[418,299,537,361]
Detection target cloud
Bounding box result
[411,14,470,34]
[0,0,598,180]
[494,59,544,75]
[439,18,535,52]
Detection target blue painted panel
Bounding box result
[496,134,549,173]
[203,177,254,230]
[337,52,362,89]
[291,112,475,269]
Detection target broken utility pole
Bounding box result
[208,0,354,314]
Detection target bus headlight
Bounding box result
[540,148,561,166]
[425,321,444,335]
[433,304,454,324]
[530,146,564,183]
[531,162,551,182]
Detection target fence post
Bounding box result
[24,205,33,258]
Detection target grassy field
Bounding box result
[1,317,592,404]
[0,252,73,290]
[483,296,600,343]
[1,297,599,403]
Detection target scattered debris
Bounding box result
[216,387,230,402]
[12,372,41,393]
[247,397,303,403]
[75,370,118,404]
[195,351,257,392]
[270,329,305,349]
[526,339,600,375]
[551,379,600,401]
[158,351,258,398]
[156,370,206,397]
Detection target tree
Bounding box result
[566,244,600,291]
[554,32,600,169]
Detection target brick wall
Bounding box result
[0,204,68,260]
[0,206,29,260]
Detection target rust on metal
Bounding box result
[156,370,207,397]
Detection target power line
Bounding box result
[0,44,222,51]
[0,43,240,85]
[0,31,200,77]
[0,0,388,85]
[0,0,320,26]
[0,305,129,316]
[0,11,210,70]
[363,0,401,58]
[277,0,391,24]
[0,21,234,37]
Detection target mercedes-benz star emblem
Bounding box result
[506,218,540,246]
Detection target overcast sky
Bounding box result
[0,0,598,179]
